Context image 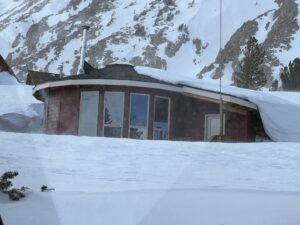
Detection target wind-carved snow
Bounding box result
[0,83,43,133]
[0,85,41,117]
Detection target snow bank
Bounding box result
[0,132,300,193]
[0,85,43,133]
[0,71,18,85]
[0,132,300,225]
[0,85,41,117]
[135,66,300,142]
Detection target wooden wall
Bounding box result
[44,85,260,142]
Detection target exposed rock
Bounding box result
[198,64,215,78]
[193,38,202,55]
[215,21,259,65]
[0,0,299,87]
[165,24,190,57]
[130,45,167,69]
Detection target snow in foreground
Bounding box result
[0,132,300,225]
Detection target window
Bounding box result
[153,96,170,140]
[129,94,149,139]
[78,91,99,137]
[103,92,124,138]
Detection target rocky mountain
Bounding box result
[0,0,299,85]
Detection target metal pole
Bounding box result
[77,25,90,75]
[219,0,224,141]
[58,63,64,78]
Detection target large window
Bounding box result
[153,96,170,140]
[104,92,124,138]
[129,94,149,139]
[78,91,99,137]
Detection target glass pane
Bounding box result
[130,127,147,139]
[104,92,124,125]
[104,126,122,138]
[130,94,148,127]
[154,129,169,140]
[78,91,99,137]
[210,117,221,137]
[154,97,169,129]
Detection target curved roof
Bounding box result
[30,64,257,110]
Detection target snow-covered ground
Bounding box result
[0,132,300,225]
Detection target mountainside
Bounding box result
[0,0,299,84]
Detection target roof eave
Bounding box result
[32,79,257,110]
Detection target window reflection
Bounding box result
[130,94,149,139]
[104,92,124,138]
[78,91,99,137]
[153,97,169,140]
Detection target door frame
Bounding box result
[204,114,226,141]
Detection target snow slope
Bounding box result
[0,132,300,225]
[0,0,299,83]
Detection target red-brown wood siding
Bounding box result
[58,87,80,135]
[225,112,248,142]
[44,85,259,142]
[46,90,61,134]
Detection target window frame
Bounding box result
[78,91,100,137]
[153,95,171,140]
[128,93,150,139]
[102,91,125,138]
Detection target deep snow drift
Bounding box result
[0,132,300,225]
[0,77,43,133]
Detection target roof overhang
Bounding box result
[33,79,257,110]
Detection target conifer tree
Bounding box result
[233,37,267,90]
[280,58,300,91]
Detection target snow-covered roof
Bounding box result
[135,66,300,142]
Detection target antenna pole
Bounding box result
[219,0,224,141]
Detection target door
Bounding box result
[205,114,225,141]
[78,91,99,136]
